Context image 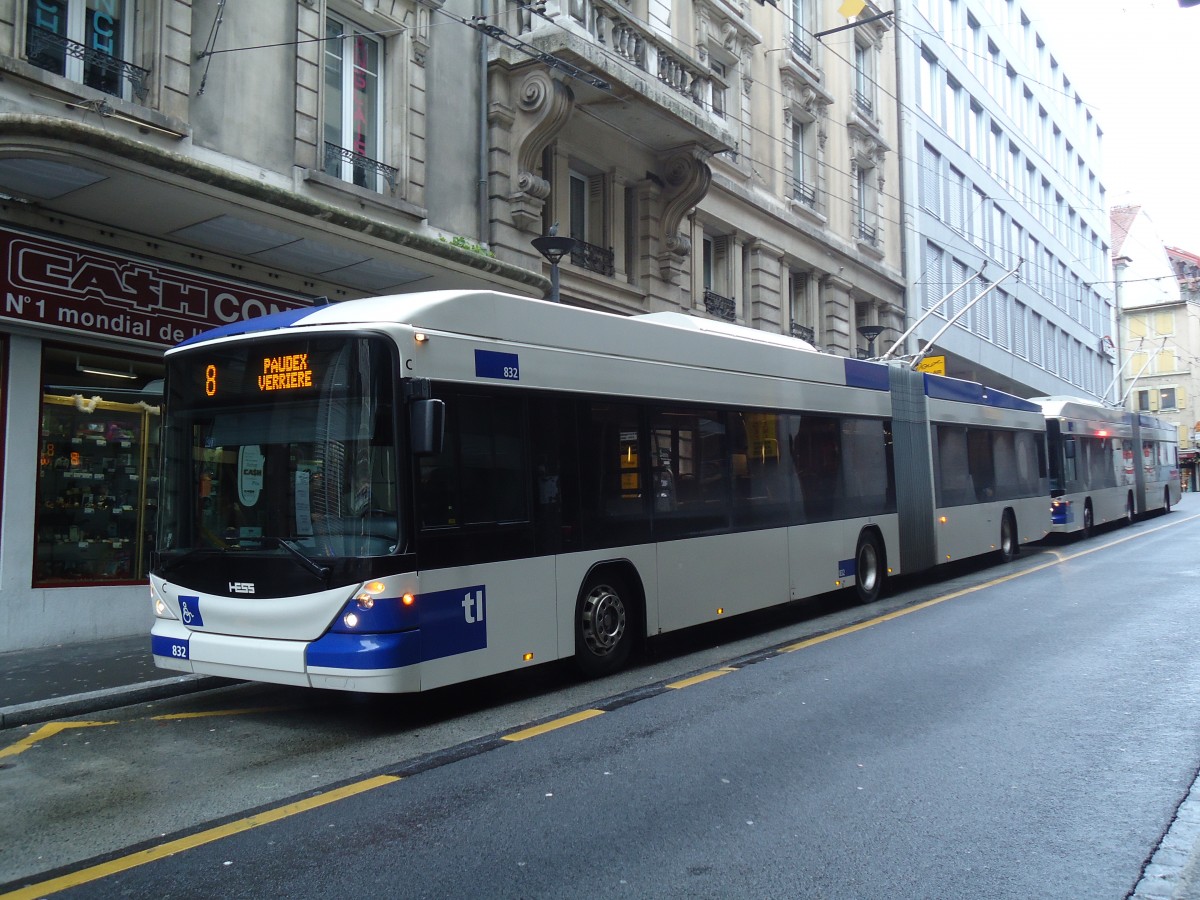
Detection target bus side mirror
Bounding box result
[410,398,445,457]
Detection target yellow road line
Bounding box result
[502,709,605,742]
[779,515,1198,655]
[0,775,400,900]
[667,667,737,689]
[152,707,297,721]
[0,721,116,760]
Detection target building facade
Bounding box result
[895,0,1113,398]
[485,0,906,351]
[0,0,911,652]
[1166,246,1200,488]
[0,0,545,652]
[1109,206,1200,490]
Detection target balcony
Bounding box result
[792,181,817,210]
[324,143,399,194]
[854,89,875,118]
[27,24,150,101]
[791,31,813,64]
[790,323,815,342]
[857,221,879,246]
[570,240,615,277]
[703,290,736,321]
[494,0,735,154]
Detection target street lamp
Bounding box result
[857,324,886,358]
[531,232,576,304]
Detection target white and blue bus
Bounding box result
[151,290,1049,692]
[1034,396,1181,537]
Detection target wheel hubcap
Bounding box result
[581,585,626,656]
[858,544,878,592]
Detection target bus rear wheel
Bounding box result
[1124,493,1135,525]
[1082,502,1094,539]
[999,511,1018,563]
[854,531,885,604]
[574,572,634,678]
[1165,487,1172,514]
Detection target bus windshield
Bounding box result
[158,334,400,561]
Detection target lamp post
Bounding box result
[857,324,886,358]
[531,233,576,303]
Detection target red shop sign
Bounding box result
[1,226,312,348]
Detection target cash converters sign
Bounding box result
[1,227,311,347]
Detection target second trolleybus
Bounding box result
[1033,396,1181,536]
[151,290,1050,692]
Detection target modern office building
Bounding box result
[895,0,1113,398]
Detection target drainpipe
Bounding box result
[478,0,490,243]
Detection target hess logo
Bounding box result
[229,582,256,595]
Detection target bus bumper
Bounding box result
[151,621,423,693]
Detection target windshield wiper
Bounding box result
[260,537,331,580]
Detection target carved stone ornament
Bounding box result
[513,70,575,203]
[658,146,713,281]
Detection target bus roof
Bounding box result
[173,290,1035,412]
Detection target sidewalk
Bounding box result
[0,634,223,729]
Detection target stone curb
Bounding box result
[0,675,224,729]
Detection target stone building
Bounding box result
[1108,203,1200,490]
[0,0,906,651]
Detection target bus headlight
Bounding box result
[151,584,176,620]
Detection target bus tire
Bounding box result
[854,530,885,604]
[999,510,1018,563]
[1164,487,1172,514]
[574,570,634,678]
[1082,502,1094,539]
[1124,493,1135,525]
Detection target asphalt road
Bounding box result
[5,510,1200,898]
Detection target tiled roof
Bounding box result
[1109,204,1140,258]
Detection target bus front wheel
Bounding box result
[574,572,634,678]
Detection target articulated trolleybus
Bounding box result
[151,290,1049,693]
[1033,396,1180,536]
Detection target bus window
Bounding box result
[650,407,730,536]
[417,390,528,528]
[733,411,791,528]
[791,415,841,521]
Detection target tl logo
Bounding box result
[461,588,485,624]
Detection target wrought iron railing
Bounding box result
[854,89,875,117]
[857,221,879,246]
[570,240,615,276]
[506,0,714,113]
[27,24,150,101]
[703,290,736,322]
[324,142,398,193]
[791,32,813,64]
[792,181,817,209]
[790,323,815,342]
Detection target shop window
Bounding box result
[35,345,162,586]
[0,339,5,527]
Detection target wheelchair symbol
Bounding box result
[179,598,203,627]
